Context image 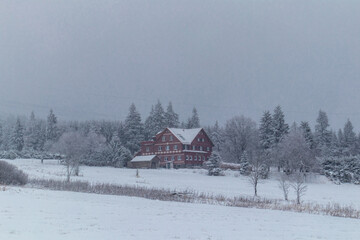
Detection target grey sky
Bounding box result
[1,0,360,130]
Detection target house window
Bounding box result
[174,145,178,150]
[146,147,150,152]
[158,146,162,151]
[192,145,196,150]
[207,147,210,151]
[177,155,181,160]
[164,156,168,161]
[202,138,205,142]
[170,135,173,141]
[186,155,189,160]
[200,146,203,151]
[162,136,166,142]
[203,156,205,160]
[194,156,197,161]
[198,138,200,142]
[166,145,170,151]
[189,156,192,161]
[171,156,175,161]
[184,145,189,150]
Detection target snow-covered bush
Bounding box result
[205,151,223,176]
[239,151,251,175]
[0,161,28,185]
[322,156,360,184]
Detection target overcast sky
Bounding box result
[1,0,360,130]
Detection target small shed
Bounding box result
[129,155,160,169]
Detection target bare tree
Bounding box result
[291,173,307,204]
[52,132,84,182]
[222,116,259,163]
[52,131,105,182]
[274,126,316,173]
[248,150,266,197]
[278,174,290,201]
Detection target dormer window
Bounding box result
[170,135,173,141]
[192,146,196,150]
[162,136,166,142]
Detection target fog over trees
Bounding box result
[1,99,360,184]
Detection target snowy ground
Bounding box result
[5,159,360,208]
[1,187,360,240]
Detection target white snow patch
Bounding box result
[0,187,359,240]
[5,159,360,209]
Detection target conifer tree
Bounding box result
[25,111,37,150]
[46,109,59,142]
[34,120,46,151]
[106,132,131,167]
[272,106,289,144]
[124,103,144,155]
[165,102,179,128]
[186,107,200,128]
[343,119,357,156]
[144,105,155,140]
[206,151,222,176]
[144,101,167,139]
[314,110,331,156]
[239,151,250,175]
[259,111,274,150]
[152,100,166,133]
[329,130,340,157]
[12,118,24,151]
[300,121,314,149]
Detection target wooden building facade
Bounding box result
[134,128,214,168]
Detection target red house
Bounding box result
[136,128,214,168]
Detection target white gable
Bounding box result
[131,155,157,162]
[168,128,202,144]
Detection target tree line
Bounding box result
[205,106,360,184]
[0,102,200,168]
[1,102,359,184]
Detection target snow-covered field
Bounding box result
[5,159,360,208]
[1,187,360,240]
[1,159,360,239]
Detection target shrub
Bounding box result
[0,161,28,185]
[208,168,223,176]
[205,151,223,176]
[322,156,360,184]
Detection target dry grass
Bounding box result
[29,178,360,219]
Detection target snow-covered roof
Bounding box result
[183,150,207,154]
[131,155,158,162]
[168,128,203,144]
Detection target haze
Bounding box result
[1,0,360,130]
